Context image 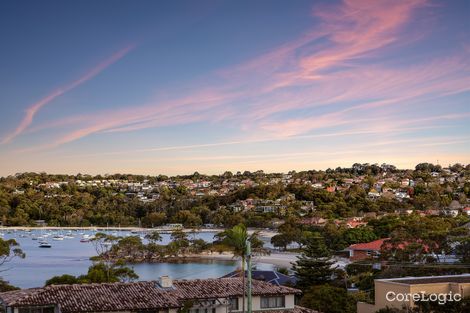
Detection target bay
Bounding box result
[0,230,273,288]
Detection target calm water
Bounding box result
[1,230,273,288]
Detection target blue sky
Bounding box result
[0,0,469,175]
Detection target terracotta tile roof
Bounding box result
[0,289,43,306]
[347,238,388,251]
[174,278,300,299]
[0,282,181,312]
[0,278,301,313]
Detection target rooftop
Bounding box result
[0,278,302,313]
[221,270,297,286]
[380,274,470,285]
[347,238,389,251]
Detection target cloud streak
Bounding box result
[1,44,135,144]
[12,0,470,163]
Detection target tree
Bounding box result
[270,220,302,250]
[455,237,470,263]
[0,237,25,291]
[300,284,356,313]
[170,229,190,254]
[271,234,293,251]
[216,224,267,313]
[172,210,202,227]
[145,231,162,243]
[45,262,138,285]
[90,232,120,280]
[343,227,378,245]
[45,274,80,286]
[145,212,166,227]
[293,234,335,290]
[0,238,25,269]
[0,279,19,292]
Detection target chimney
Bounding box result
[158,275,173,288]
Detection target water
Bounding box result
[0,230,273,288]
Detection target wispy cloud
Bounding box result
[1,44,135,144]
[16,0,470,153]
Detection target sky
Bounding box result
[0,0,469,176]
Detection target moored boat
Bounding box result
[39,242,52,248]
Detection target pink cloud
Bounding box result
[1,44,135,144]
[19,0,470,150]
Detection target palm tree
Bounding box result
[216,224,267,313]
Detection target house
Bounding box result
[357,274,470,313]
[345,220,367,229]
[449,200,462,210]
[0,277,317,313]
[346,238,388,261]
[325,186,335,193]
[34,220,47,227]
[298,217,327,226]
[424,209,440,216]
[444,209,459,217]
[463,207,470,216]
[367,190,381,199]
[256,205,281,213]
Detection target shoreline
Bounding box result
[0,226,278,237]
[152,252,300,269]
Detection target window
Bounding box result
[18,307,55,313]
[260,296,285,309]
[229,298,239,311]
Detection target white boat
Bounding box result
[52,235,64,241]
[39,242,52,248]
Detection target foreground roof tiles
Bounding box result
[173,278,300,299]
[1,282,181,312]
[0,278,302,313]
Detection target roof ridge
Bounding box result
[9,288,45,306]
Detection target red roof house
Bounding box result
[346,238,389,261]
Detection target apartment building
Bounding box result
[357,274,470,313]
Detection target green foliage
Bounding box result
[343,227,378,244]
[293,235,335,289]
[145,231,162,243]
[216,224,267,259]
[0,238,25,266]
[45,262,138,286]
[0,165,468,228]
[0,279,19,292]
[300,284,357,313]
[45,274,80,285]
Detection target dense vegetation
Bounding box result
[0,163,469,313]
[0,163,468,227]
[290,212,470,313]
